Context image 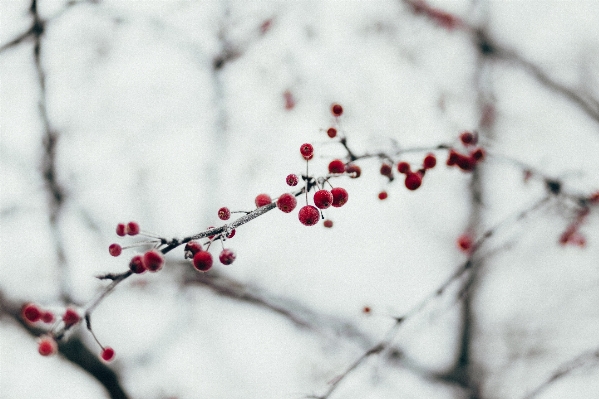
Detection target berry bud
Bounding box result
[313,190,334,209]
[219,249,236,265]
[298,205,320,226]
[277,193,297,213]
[218,207,231,221]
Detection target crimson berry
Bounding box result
[62,308,80,327]
[298,205,320,226]
[345,163,361,178]
[328,159,345,174]
[116,223,126,237]
[323,219,333,228]
[456,154,476,171]
[457,234,473,253]
[227,229,236,239]
[460,131,477,145]
[193,251,213,272]
[219,249,236,265]
[397,161,410,174]
[331,187,349,207]
[218,207,231,220]
[286,174,299,186]
[404,172,422,190]
[184,241,203,258]
[41,311,54,324]
[380,163,392,177]
[300,143,314,160]
[207,226,216,240]
[378,191,388,200]
[129,255,147,274]
[471,148,485,161]
[101,347,115,362]
[23,303,41,323]
[126,221,140,236]
[331,103,343,117]
[277,193,297,213]
[38,337,57,356]
[363,306,371,314]
[255,193,272,208]
[109,243,122,257]
[143,250,164,272]
[423,153,437,169]
[314,190,334,209]
[327,127,337,138]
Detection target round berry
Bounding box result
[380,163,393,177]
[227,229,236,239]
[143,249,164,272]
[323,219,333,228]
[108,243,122,257]
[300,143,314,160]
[38,337,57,356]
[457,234,473,253]
[193,251,213,272]
[331,103,343,117]
[456,154,476,171]
[404,172,422,190]
[286,174,299,186]
[423,153,437,169]
[129,255,147,274]
[313,190,334,209]
[397,161,410,174]
[116,223,126,237]
[327,127,337,138]
[101,347,115,362]
[298,205,320,226]
[255,193,272,208]
[331,187,349,207]
[446,150,459,166]
[277,193,297,213]
[378,191,388,200]
[41,311,54,324]
[62,308,80,327]
[184,241,203,256]
[126,221,140,236]
[219,249,236,265]
[218,207,231,221]
[345,163,361,178]
[460,131,476,145]
[328,159,345,174]
[471,148,485,161]
[23,303,41,323]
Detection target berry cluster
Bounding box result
[446,131,485,172]
[22,303,55,325]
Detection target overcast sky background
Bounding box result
[1,1,599,398]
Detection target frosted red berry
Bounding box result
[227,229,236,239]
[255,193,272,208]
[378,191,388,200]
[286,174,299,186]
[345,164,361,178]
[380,163,393,177]
[116,223,126,237]
[404,172,422,190]
[109,243,122,257]
[38,337,57,356]
[298,205,320,226]
[327,127,337,138]
[457,234,473,253]
[300,143,314,160]
[331,187,349,207]
[23,303,41,323]
[331,103,343,117]
[423,153,437,169]
[101,347,115,362]
[218,207,231,220]
[397,162,410,174]
[328,159,345,174]
[62,308,80,327]
[184,241,203,257]
[193,251,213,272]
[314,190,334,209]
[129,255,147,274]
[219,249,236,265]
[126,221,140,236]
[41,311,54,324]
[323,219,333,228]
[143,250,164,272]
[277,193,297,213]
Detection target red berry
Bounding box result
[460,131,477,145]
[404,172,422,190]
[129,255,147,274]
[126,221,140,236]
[300,143,314,160]
[380,163,393,177]
[327,127,337,138]
[298,205,320,226]
[255,193,272,208]
[331,103,343,117]
[207,226,216,240]
[589,191,599,204]
[116,223,126,237]
[378,191,388,200]
[219,249,236,265]
[328,159,345,174]
[193,251,213,272]
[471,148,485,161]
[218,207,231,220]
[23,303,41,323]
[38,337,57,356]
[227,229,236,239]
[423,153,437,169]
[363,306,371,314]
[108,243,122,257]
[313,190,334,209]
[101,347,115,362]
[456,154,476,171]
[457,234,473,253]
[331,187,349,207]
[184,241,203,257]
[277,193,297,213]
[41,311,54,323]
[62,308,80,327]
[345,163,361,178]
[397,161,410,174]
[143,250,164,272]
[286,174,299,186]
[323,219,333,228]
